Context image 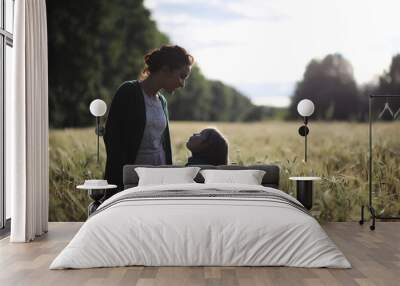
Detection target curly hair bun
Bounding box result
[142,45,194,76]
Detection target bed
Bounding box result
[50,165,351,269]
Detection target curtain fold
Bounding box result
[8,0,49,242]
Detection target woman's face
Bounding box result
[163,65,191,93]
[186,129,210,152]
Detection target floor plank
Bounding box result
[0,222,399,286]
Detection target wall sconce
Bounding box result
[89,99,107,163]
[297,99,315,162]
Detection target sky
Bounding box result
[144,0,400,107]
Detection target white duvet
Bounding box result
[50,183,351,269]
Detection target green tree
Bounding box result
[288,54,360,120]
[167,66,213,121]
[209,81,233,121]
[47,0,168,128]
[376,54,400,119]
[358,83,378,121]
[229,92,254,121]
[378,54,400,94]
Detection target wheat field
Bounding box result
[49,121,400,222]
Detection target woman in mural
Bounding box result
[186,128,229,166]
[103,45,194,195]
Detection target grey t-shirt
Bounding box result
[135,91,167,165]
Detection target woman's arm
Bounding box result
[159,94,173,164]
[103,82,131,186]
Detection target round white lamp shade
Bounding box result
[89,99,107,117]
[297,99,315,117]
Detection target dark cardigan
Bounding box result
[103,80,172,193]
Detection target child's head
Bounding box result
[186,128,228,165]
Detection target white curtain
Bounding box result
[7,0,49,242]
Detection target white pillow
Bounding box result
[135,167,200,186]
[200,169,266,185]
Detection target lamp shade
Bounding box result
[297,99,315,117]
[89,99,107,117]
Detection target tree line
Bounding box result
[46,0,274,128]
[47,0,400,127]
[287,54,400,121]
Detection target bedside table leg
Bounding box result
[87,189,106,216]
[296,180,313,210]
[88,201,101,216]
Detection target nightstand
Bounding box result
[289,177,321,210]
[77,183,117,216]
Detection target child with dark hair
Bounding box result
[186,128,229,166]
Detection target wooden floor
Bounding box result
[0,222,399,286]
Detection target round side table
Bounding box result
[77,184,117,216]
[289,177,321,210]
